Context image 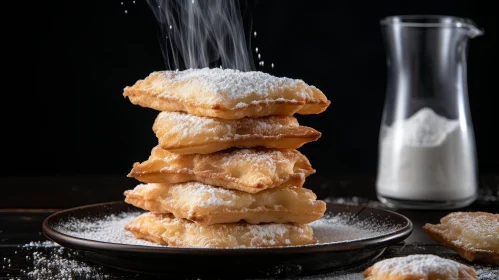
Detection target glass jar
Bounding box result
[376,15,483,209]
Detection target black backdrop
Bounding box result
[3,0,498,177]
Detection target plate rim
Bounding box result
[42,201,413,255]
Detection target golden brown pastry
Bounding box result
[124,182,326,226]
[153,112,321,154]
[128,147,314,193]
[123,68,330,119]
[423,211,499,265]
[364,254,477,280]
[125,212,316,248]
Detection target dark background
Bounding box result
[3,0,498,178]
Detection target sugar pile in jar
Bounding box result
[376,107,477,201]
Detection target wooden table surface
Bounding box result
[0,175,497,279]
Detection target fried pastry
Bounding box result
[124,182,326,226]
[153,112,321,154]
[123,68,330,119]
[125,212,316,248]
[364,254,477,280]
[128,147,314,193]
[423,212,499,265]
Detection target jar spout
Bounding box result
[460,21,484,38]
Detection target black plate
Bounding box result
[43,201,412,278]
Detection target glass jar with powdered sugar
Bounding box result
[376,15,483,209]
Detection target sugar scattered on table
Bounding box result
[26,249,112,279]
[23,240,60,248]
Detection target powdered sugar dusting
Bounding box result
[25,249,112,279]
[157,111,219,138]
[54,211,160,247]
[170,182,238,207]
[441,212,499,251]
[224,148,276,163]
[310,212,402,243]
[156,111,298,140]
[247,223,289,238]
[447,212,499,236]
[219,148,288,173]
[161,68,303,104]
[368,254,476,278]
[475,266,499,280]
[22,240,60,248]
[238,223,302,247]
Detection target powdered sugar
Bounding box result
[156,111,220,138]
[175,181,238,207]
[377,107,477,201]
[475,266,499,280]
[26,250,112,279]
[219,148,289,173]
[54,211,160,247]
[246,223,290,239]
[160,68,303,103]
[447,212,499,235]
[310,212,402,243]
[236,223,300,247]
[155,111,298,141]
[22,240,60,248]
[367,254,476,278]
[16,241,129,279]
[395,108,459,146]
[440,212,499,251]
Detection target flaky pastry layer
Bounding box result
[423,212,499,264]
[125,212,316,248]
[364,254,477,280]
[153,112,321,154]
[124,182,326,226]
[123,68,330,119]
[128,147,314,193]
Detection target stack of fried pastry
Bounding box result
[122,68,330,248]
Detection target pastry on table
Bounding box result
[423,211,499,265]
[153,112,321,154]
[363,254,477,280]
[123,68,330,119]
[124,182,326,226]
[125,212,316,248]
[128,146,314,193]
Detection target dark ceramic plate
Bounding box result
[43,201,412,278]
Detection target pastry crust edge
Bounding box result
[124,88,330,120]
[423,223,499,265]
